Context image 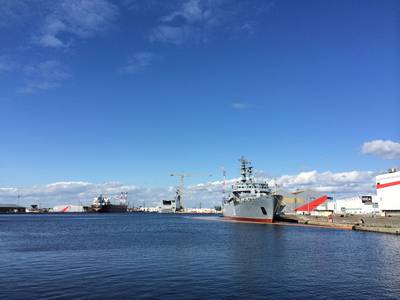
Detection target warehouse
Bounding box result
[376,168,400,216]
[327,195,379,215]
[280,190,331,215]
[0,204,26,213]
[52,204,85,213]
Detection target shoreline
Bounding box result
[195,214,400,235]
[279,215,400,235]
[1,212,400,235]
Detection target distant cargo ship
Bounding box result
[91,192,128,213]
[222,157,283,223]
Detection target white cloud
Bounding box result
[362,140,400,160]
[1,1,116,94]
[39,34,66,48]
[34,0,118,48]
[120,52,155,74]
[161,0,208,24]
[1,1,118,47]
[0,169,377,209]
[149,0,216,44]
[237,23,255,34]
[270,170,376,194]
[18,60,71,94]
[189,169,377,203]
[0,181,157,208]
[149,0,273,45]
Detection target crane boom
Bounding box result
[170,173,212,211]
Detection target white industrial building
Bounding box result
[52,204,85,213]
[327,195,379,215]
[376,169,400,216]
[325,169,399,216]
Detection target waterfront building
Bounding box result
[327,195,379,215]
[52,205,85,213]
[280,190,331,215]
[0,203,26,213]
[158,199,178,213]
[376,169,400,216]
[294,194,332,216]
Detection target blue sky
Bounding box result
[0,0,399,206]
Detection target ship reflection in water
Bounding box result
[0,213,399,299]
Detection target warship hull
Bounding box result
[91,204,127,213]
[222,195,281,223]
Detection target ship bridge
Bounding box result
[233,182,271,193]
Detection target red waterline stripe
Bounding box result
[376,181,400,189]
[224,216,273,223]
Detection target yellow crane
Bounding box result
[170,173,212,210]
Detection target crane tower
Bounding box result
[170,173,212,211]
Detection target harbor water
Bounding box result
[0,213,400,299]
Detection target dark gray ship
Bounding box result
[222,157,283,223]
[91,192,128,213]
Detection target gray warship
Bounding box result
[222,157,283,223]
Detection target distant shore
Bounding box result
[1,211,399,235]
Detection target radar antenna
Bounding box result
[247,160,253,182]
[239,156,250,182]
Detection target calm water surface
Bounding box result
[0,213,399,299]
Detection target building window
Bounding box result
[261,207,267,215]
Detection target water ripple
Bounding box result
[0,214,399,299]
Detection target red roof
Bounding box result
[295,195,328,212]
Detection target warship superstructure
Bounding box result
[222,157,283,223]
[159,189,182,213]
[91,192,128,213]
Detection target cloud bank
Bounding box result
[0,0,273,93]
[149,0,273,45]
[0,181,168,209]
[362,140,400,160]
[0,169,378,209]
[35,0,119,48]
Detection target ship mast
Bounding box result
[239,156,247,182]
[247,161,253,182]
[170,173,212,211]
[221,166,227,204]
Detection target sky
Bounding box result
[0,0,399,208]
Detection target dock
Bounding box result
[278,214,400,235]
